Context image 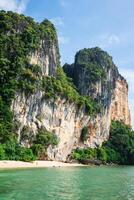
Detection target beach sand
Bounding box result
[0,161,84,169]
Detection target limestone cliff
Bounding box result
[63,48,131,150]
[110,75,131,125]
[12,47,131,161]
[29,38,59,76]
[0,11,131,161]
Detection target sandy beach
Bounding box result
[0,161,84,169]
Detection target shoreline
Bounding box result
[0,160,84,169]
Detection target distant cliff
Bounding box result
[63,48,131,150]
[0,11,131,162]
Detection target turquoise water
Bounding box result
[0,166,134,200]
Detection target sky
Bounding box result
[0,0,134,127]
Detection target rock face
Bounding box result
[84,74,131,149]
[12,93,91,161]
[29,39,59,76]
[11,46,131,161]
[110,75,131,125]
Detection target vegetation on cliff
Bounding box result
[72,121,134,165]
[63,47,118,109]
[31,128,59,159]
[63,48,114,84]
[75,48,107,82]
[80,127,89,142]
[0,11,58,161]
[42,67,100,115]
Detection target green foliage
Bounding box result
[31,144,44,157]
[31,128,58,158]
[71,148,97,161]
[40,19,57,42]
[0,144,5,160]
[63,63,74,80]
[20,125,31,142]
[0,139,36,162]
[18,67,40,94]
[80,127,88,142]
[17,148,36,162]
[96,147,107,162]
[104,147,120,163]
[34,129,58,147]
[72,121,134,165]
[74,47,113,83]
[103,121,134,164]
